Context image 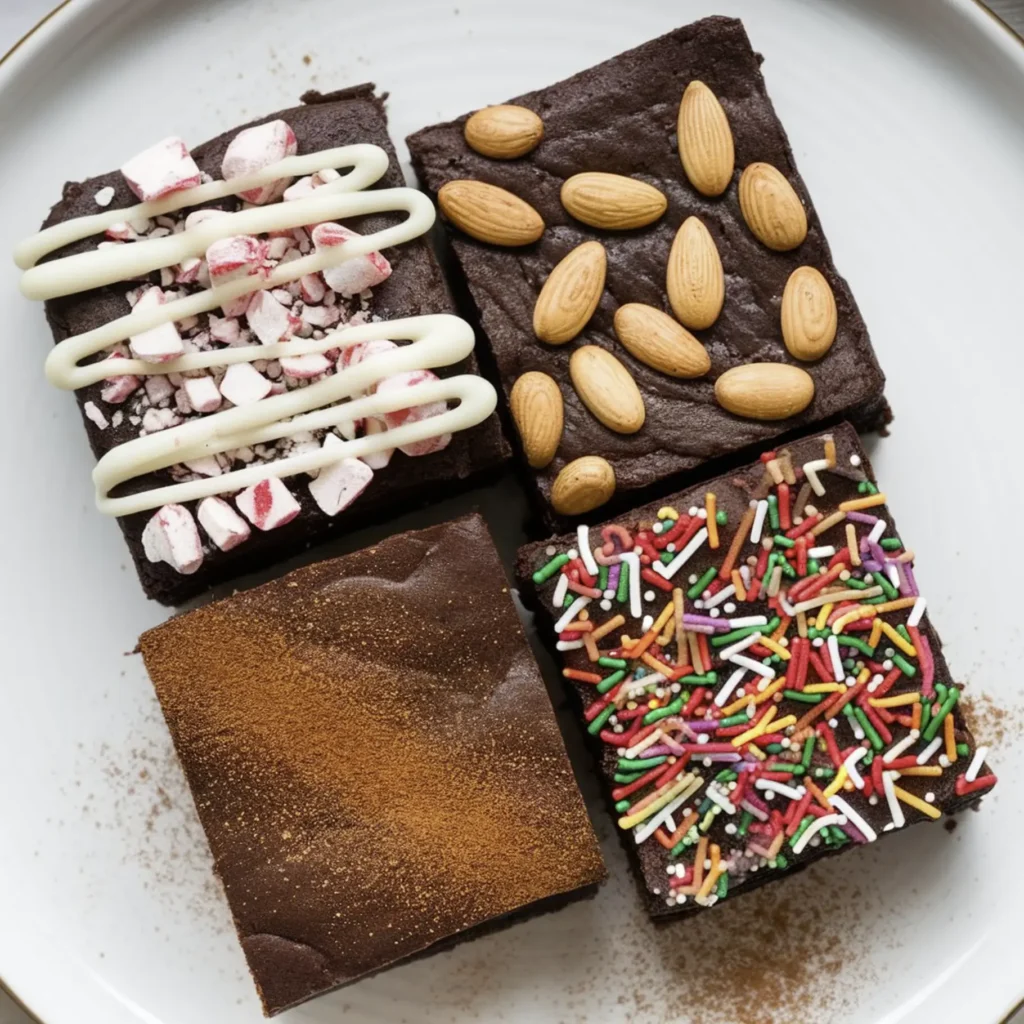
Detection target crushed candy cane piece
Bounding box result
[128,287,185,363]
[361,416,394,469]
[197,496,251,551]
[219,362,271,406]
[100,353,141,404]
[300,273,326,304]
[280,352,331,378]
[182,375,222,413]
[236,477,301,531]
[121,137,201,202]
[310,223,392,297]
[246,289,298,345]
[141,504,204,574]
[221,119,297,204]
[83,401,108,429]
[94,186,115,207]
[376,369,452,457]
[308,434,374,515]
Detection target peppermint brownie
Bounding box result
[139,514,606,1015]
[517,425,996,919]
[407,18,890,524]
[21,84,507,605]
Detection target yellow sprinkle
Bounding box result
[706,492,719,549]
[811,509,847,536]
[731,569,747,602]
[839,493,887,512]
[657,615,675,647]
[878,620,917,657]
[892,784,942,820]
[869,693,921,708]
[796,611,808,639]
[831,605,876,635]
[856,667,871,685]
[823,435,837,468]
[816,603,834,631]
[944,713,958,763]
[873,597,918,616]
[897,766,943,777]
[846,523,861,567]
[617,774,697,830]
[770,714,797,733]
[652,601,675,636]
[823,766,849,800]
[759,634,791,660]
[696,844,722,901]
[765,459,784,485]
[720,675,787,717]
[746,743,767,761]
[868,619,883,649]
[731,706,778,748]
[657,506,680,521]
[804,683,844,694]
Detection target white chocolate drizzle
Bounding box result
[15,143,498,517]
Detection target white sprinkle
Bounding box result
[604,589,616,600]
[908,597,927,628]
[644,590,656,603]
[843,746,869,789]
[709,608,721,618]
[600,600,612,611]
[577,526,599,577]
[688,574,699,585]
[826,634,844,681]
[546,546,556,557]
[554,596,591,633]
[552,573,569,609]
[887,564,901,591]
[883,729,921,763]
[724,603,736,614]
[634,792,691,844]
[556,640,584,651]
[653,527,708,580]
[869,520,887,544]
[750,500,769,544]
[808,545,835,558]
[567,548,578,560]
[792,813,842,854]
[688,506,699,517]
[652,521,664,535]
[756,779,804,801]
[850,454,862,467]
[706,786,737,815]
[621,552,643,618]
[803,458,829,496]
[828,795,877,842]
[714,668,748,707]
[642,615,654,632]
[718,631,762,661]
[965,745,989,783]
[704,584,736,610]
[728,615,768,629]
[916,736,943,765]
[730,654,775,679]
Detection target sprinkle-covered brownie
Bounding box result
[17,84,507,606]
[517,425,995,919]
[407,18,890,522]
[139,513,605,1015]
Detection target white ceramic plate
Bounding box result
[2,1,1023,1022]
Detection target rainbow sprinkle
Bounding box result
[529,430,997,912]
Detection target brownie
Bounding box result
[407,18,890,524]
[35,84,508,605]
[517,424,996,920]
[139,513,605,1015]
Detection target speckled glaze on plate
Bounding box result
[0,1,1022,1023]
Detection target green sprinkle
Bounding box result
[773,534,795,549]
[837,634,875,656]
[807,558,821,575]
[714,769,738,783]
[613,772,645,784]
[789,815,815,848]
[845,577,870,591]
[688,566,718,600]
[765,552,779,582]
[842,657,856,671]
[587,704,616,735]
[680,671,718,685]
[617,755,667,771]
[774,854,789,870]
[767,763,804,774]
[716,872,730,899]
[719,712,751,727]
[780,560,798,579]
[716,509,728,526]
[853,705,883,750]
[738,810,754,837]
[872,571,899,600]
[643,696,684,725]
[616,560,630,603]
[598,657,627,669]
[865,482,879,495]
[784,690,824,704]
[659,551,674,565]
[857,481,868,494]
[897,624,914,646]
[532,553,569,584]
[596,670,626,695]
[801,734,816,768]
[764,743,785,754]
[807,627,820,640]
[615,799,630,812]
[920,699,932,735]
[767,494,780,530]
[699,807,717,832]
[830,825,850,844]
[923,686,960,741]
[698,797,713,815]
[564,593,575,608]
[813,766,836,779]
[891,653,917,677]
[598,564,609,592]
[935,682,948,704]
[956,742,971,757]
[880,537,903,551]
[862,595,887,605]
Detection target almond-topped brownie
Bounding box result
[407,18,890,525]
[25,84,507,605]
[139,513,605,1015]
[517,425,996,920]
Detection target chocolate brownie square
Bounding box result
[28,84,508,605]
[139,513,605,1015]
[407,18,889,524]
[517,424,996,920]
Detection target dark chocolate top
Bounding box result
[39,84,508,605]
[140,513,605,1014]
[517,424,993,920]
[407,18,888,513]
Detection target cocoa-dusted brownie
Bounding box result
[33,84,508,606]
[139,514,605,1015]
[517,425,996,920]
[407,18,890,524]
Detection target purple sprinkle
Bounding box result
[608,564,620,591]
[700,753,742,763]
[684,613,729,632]
[862,559,884,573]
[867,540,886,564]
[838,821,869,844]
[846,511,879,525]
[685,719,719,732]
[903,562,920,597]
[641,745,674,758]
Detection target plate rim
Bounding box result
[1,0,1023,1022]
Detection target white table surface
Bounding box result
[1,1,1022,1022]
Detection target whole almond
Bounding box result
[561,172,667,231]
[533,241,607,345]
[464,104,544,159]
[781,266,837,361]
[551,456,616,516]
[613,303,710,378]
[714,362,815,420]
[738,163,808,251]
[667,216,725,330]
[438,180,544,246]
[678,80,735,197]
[570,345,645,435]
[510,372,563,468]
